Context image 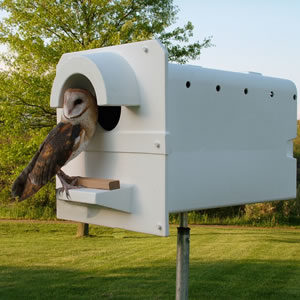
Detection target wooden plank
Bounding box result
[76,223,89,237]
[77,177,120,190]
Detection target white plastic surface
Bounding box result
[166,64,297,212]
[58,151,168,236]
[51,51,140,107]
[57,184,133,213]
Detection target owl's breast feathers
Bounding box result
[12,122,84,201]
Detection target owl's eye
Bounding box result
[74,98,83,105]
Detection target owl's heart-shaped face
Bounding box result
[63,89,92,119]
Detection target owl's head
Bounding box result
[62,88,97,122]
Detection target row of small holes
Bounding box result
[185,81,297,100]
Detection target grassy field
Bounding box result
[0,222,300,299]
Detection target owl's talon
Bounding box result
[57,187,64,195]
[70,176,80,186]
[65,189,71,200]
[57,171,82,199]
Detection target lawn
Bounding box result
[0,222,299,299]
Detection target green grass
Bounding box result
[0,222,300,299]
[0,205,56,220]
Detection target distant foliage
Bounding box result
[244,121,300,223]
[294,120,300,161]
[0,0,212,217]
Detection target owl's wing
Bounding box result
[12,122,83,201]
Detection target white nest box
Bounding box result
[51,40,297,236]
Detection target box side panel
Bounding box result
[166,64,297,212]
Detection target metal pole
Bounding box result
[176,212,190,300]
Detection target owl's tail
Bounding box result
[11,152,41,201]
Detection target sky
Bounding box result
[173,0,300,118]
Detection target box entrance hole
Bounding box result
[62,74,121,131]
[98,106,121,131]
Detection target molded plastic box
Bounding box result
[51,40,297,236]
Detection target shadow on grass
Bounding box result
[1,260,299,300]
[267,239,300,244]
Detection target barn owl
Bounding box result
[11,88,98,201]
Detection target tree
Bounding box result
[0,0,212,215]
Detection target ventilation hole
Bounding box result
[244,88,248,95]
[293,94,297,100]
[186,81,191,88]
[98,106,121,131]
[216,85,221,92]
[270,91,274,98]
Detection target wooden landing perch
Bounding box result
[77,177,120,190]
